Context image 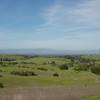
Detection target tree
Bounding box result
[59,64,68,70]
[0,83,4,88]
[91,64,100,75]
[73,64,89,71]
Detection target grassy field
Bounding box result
[0,55,100,100]
[82,94,100,100]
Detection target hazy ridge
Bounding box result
[0,49,100,55]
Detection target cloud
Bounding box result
[0,31,99,50]
[72,0,100,27]
[36,0,100,36]
[31,0,100,50]
[0,0,100,50]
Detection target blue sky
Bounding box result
[0,0,100,50]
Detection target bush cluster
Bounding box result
[37,67,48,71]
[0,83,4,88]
[0,69,3,72]
[0,74,3,77]
[11,71,37,76]
[91,64,100,75]
[53,73,59,77]
[73,64,89,71]
[59,64,68,70]
[42,62,47,65]
[50,61,56,65]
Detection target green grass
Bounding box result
[23,56,70,65]
[0,54,25,60]
[82,94,100,100]
[0,70,100,88]
[0,55,100,89]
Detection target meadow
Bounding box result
[0,55,100,100]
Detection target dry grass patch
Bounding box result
[0,87,100,100]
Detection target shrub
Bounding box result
[73,64,89,72]
[59,64,68,70]
[51,61,56,65]
[11,62,18,65]
[37,67,48,71]
[11,71,37,76]
[53,73,59,77]
[0,83,4,88]
[42,62,47,65]
[91,64,100,75]
[1,64,8,67]
[67,63,74,67]
[0,74,3,77]
[0,69,3,72]
[21,62,35,64]
[18,65,29,68]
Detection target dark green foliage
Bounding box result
[53,73,59,77]
[51,61,56,65]
[59,64,68,70]
[42,62,47,65]
[37,67,48,71]
[64,55,82,60]
[11,71,37,76]
[21,62,36,65]
[0,64,8,67]
[67,62,74,67]
[0,74,3,77]
[0,83,4,88]
[0,58,16,62]
[0,69,3,72]
[91,64,100,75]
[11,62,18,65]
[70,59,75,63]
[73,64,89,71]
[79,58,91,63]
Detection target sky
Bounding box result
[0,0,100,50]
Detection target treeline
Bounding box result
[0,58,16,62]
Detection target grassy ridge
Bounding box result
[0,55,100,88]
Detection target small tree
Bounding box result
[91,64,100,75]
[73,64,89,72]
[51,61,56,65]
[0,74,3,77]
[0,83,4,88]
[37,67,48,71]
[11,71,37,76]
[53,73,59,77]
[0,69,3,72]
[59,64,68,70]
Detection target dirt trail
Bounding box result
[0,87,100,100]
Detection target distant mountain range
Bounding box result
[0,49,100,55]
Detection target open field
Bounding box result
[0,87,100,100]
[81,93,100,100]
[0,55,100,100]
